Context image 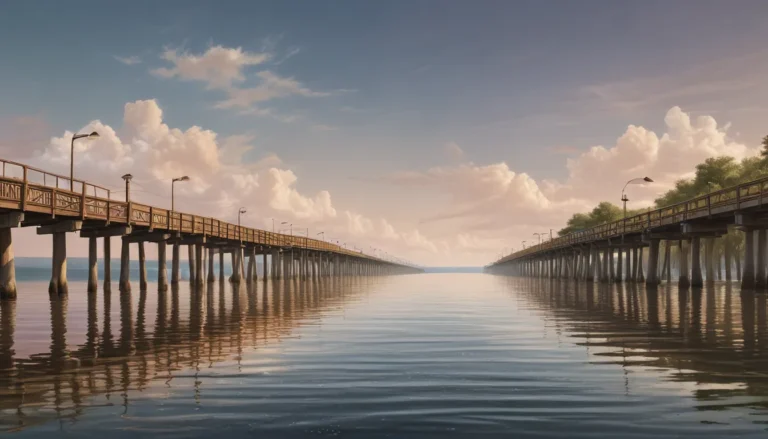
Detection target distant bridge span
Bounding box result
[486,176,768,290]
[0,158,422,298]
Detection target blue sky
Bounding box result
[1,1,768,265]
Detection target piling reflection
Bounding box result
[0,277,372,431]
[504,277,768,411]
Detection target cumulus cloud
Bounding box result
[151,45,269,89]
[389,106,760,262]
[19,99,435,264]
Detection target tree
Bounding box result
[761,135,768,158]
[558,202,632,235]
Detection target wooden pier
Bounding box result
[0,159,422,299]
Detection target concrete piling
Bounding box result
[0,228,16,299]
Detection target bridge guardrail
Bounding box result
[0,159,408,266]
[492,175,768,265]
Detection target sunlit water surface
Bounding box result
[2,274,768,437]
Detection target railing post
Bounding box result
[20,166,27,211]
[106,199,111,225]
[80,182,87,219]
[51,187,56,217]
[149,206,154,229]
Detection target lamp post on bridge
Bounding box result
[533,232,547,245]
[121,174,133,202]
[522,240,527,249]
[237,207,247,241]
[621,177,654,219]
[70,131,99,191]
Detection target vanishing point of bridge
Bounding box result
[0,159,421,298]
[486,176,768,290]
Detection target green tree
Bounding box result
[761,135,768,158]
[558,202,630,235]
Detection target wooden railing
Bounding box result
[492,175,768,265]
[0,159,403,265]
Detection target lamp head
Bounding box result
[121,173,133,182]
[643,176,653,182]
[239,208,247,214]
[88,131,100,139]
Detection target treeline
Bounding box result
[558,136,768,236]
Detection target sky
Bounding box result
[1,0,768,266]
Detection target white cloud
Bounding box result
[151,45,269,89]
[18,99,436,264]
[388,106,760,262]
[114,55,142,65]
[214,70,330,110]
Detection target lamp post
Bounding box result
[317,231,325,241]
[238,207,247,240]
[171,176,190,211]
[621,176,654,219]
[534,232,547,245]
[121,174,133,202]
[70,131,99,190]
[522,240,527,249]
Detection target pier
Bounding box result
[0,159,421,299]
[486,176,768,290]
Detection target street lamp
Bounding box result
[121,174,133,202]
[522,240,527,249]
[317,231,325,240]
[70,131,99,190]
[237,207,247,240]
[171,176,190,211]
[621,176,653,218]
[533,232,547,245]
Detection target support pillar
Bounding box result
[194,244,203,286]
[757,230,766,289]
[207,247,215,283]
[691,237,703,288]
[646,239,660,286]
[230,251,241,283]
[679,240,690,288]
[171,243,180,285]
[138,241,147,291]
[103,236,111,290]
[0,229,16,299]
[48,232,68,295]
[219,249,225,280]
[637,247,645,283]
[188,244,196,284]
[87,236,97,293]
[119,237,131,293]
[247,248,255,283]
[615,247,623,283]
[263,253,268,280]
[724,237,732,282]
[157,241,168,291]
[743,228,756,290]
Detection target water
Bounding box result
[2,274,768,437]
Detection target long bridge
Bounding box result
[0,159,422,298]
[486,175,768,290]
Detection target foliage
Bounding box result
[558,202,642,235]
[559,135,768,238]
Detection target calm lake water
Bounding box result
[2,274,768,437]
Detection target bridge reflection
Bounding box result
[505,278,768,410]
[0,278,372,431]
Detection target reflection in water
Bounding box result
[507,277,768,412]
[0,277,368,431]
[4,275,768,436]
